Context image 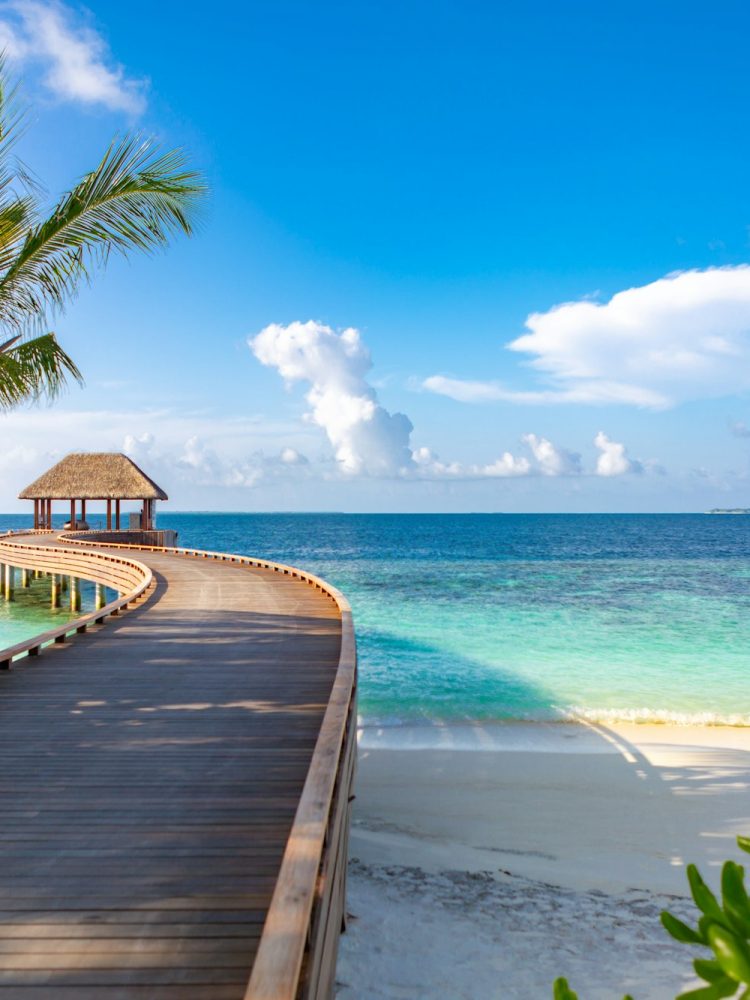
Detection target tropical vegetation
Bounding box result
[554,835,750,999]
[0,59,205,410]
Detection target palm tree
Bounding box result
[0,332,81,408]
[0,60,206,410]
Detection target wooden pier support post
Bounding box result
[69,576,81,613]
[50,574,60,609]
[4,564,15,601]
[94,582,105,610]
[21,569,30,588]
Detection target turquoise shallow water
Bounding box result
[0,570,107,649]
[2,513,749,725]
[1,519,117,650]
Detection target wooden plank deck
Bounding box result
[0,538,343,999]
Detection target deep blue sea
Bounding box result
[2,512,750,726]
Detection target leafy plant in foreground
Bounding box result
[553,836,750,999]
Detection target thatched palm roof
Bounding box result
[19,453,168,501]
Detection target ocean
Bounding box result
[2,512,749,726]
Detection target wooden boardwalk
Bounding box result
[0,537,346,999]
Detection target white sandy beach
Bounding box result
[336,722,750,999]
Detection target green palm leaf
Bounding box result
[0,58,206,408]
[0,134,206,331]
[0,332,82,409]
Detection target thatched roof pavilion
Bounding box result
[20,453,168,531]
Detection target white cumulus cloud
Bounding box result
[425,266,750,409]
[594,432,642,477]
[249,319,649,482]
[250,321,416,477]
[412,446,531,478]
[521,433,581,476]
[0,1,147,113]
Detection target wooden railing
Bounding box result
[0,534,154,671]
[61,529,358,1000]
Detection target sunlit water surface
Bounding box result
[2,513,748,726]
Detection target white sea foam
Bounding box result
[567,705,750,727]
[360,707,750,732]
[357,708,750,752]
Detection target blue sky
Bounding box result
[2,0,750,511]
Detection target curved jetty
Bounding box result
[0,531,356,1000]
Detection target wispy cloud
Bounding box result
[423,374,664,408]
[123,431,308,490]
[0,1,147,114]
[425,266,750,409]
[0,406,314,494]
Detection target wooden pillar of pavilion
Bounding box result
[20,453,168,537]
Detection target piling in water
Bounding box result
[4,564,14,601]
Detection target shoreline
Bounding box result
[337,720,750,999]
[353,720,750,894]
[358,716,750,750]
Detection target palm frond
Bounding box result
[0,197,35,273]
[0,332,82,409]
[0,54,29,198]
[0,134,207,331]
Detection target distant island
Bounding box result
[706,508,750,514]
